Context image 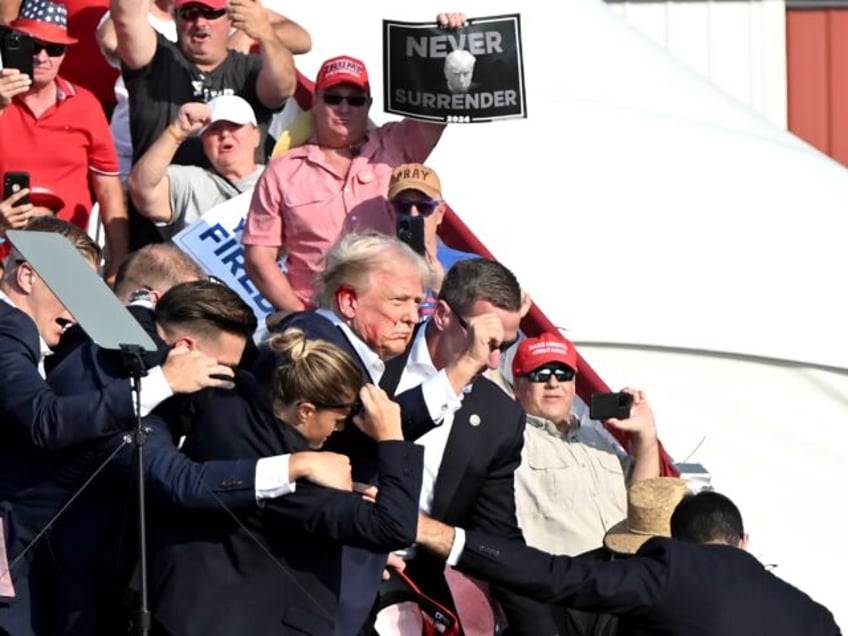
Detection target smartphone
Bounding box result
[396,213,425,256]
[590,391,633,421]
[3,171,30,205]
[0,30,34,81]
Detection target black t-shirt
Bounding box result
[124,33,274,167]
[123,34,278,248]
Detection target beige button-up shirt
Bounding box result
[515,413,629,556]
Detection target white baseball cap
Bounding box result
[202,95,257,133]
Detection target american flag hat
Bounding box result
[10,0,78,46]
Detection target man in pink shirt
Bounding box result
[242,12,465,312]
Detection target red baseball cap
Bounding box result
[512,333,578,377]
[315,55,370,93]
[29,187,65,213]
[174,0,228,10]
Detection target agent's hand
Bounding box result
[443,308,506,394]
[0,68,31,109]
[0,188,32,232]
[353,481,378,503]
[415,514,456,559]
[161,344,236,393]
[290,451,352,491]
[354,384,402,442]
[458,310,505,369]
[382,551,407,581]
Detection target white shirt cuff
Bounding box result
[138,366,175,416]
[446,526,466,566]
[255,454,297,502]
[421,369,463,423]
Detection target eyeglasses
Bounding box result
[178,5,228,21]
[320,93,369,107]
[33,41,66,57]
[445,301,519,354]
[390,198,440,217]
[521,366,576,383]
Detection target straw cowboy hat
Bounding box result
[603,477,689,555]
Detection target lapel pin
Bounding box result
[469,414,481,427]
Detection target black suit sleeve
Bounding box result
[395,385,439,441]
[103,416,260,511]
[459,530,664,615]
[465,410,559,635]
[0,315,135,449]
[267,440,424,551]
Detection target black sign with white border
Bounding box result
[383,14,527,123]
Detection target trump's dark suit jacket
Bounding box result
[458,532,841,636]
[381,336,558,635]
[148,374,424,636]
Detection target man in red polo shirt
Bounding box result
[0,0,127,281]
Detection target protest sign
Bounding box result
[383,13,527,123]
[172,191,284,321]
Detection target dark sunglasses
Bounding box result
[320,93,369,107]
[446,301,519,354]
[390,198,440,217]
[319,400,364,417]
[178,5,228,21]
[522,366,576,383]
[33,41,66,57]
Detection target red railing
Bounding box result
[440,208,679,477]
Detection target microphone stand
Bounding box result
[120,344,152,636]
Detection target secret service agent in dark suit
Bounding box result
[449,534,840,636]
[148,367,424,635]
[38,280,305,635]
[415,494,841,636]
[378,257,557,636]
[0,223,237,635]
[0,298,143,636]
[45,301,169,377]
[381,329,556,635]
[40,334,277,635]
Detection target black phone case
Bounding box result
[589,392,633,420]
[1,31,34,80]
[3,171,30,204]
[396,213,426,256]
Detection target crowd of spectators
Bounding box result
[0,1,840,635]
